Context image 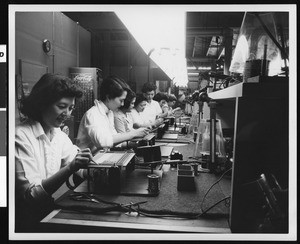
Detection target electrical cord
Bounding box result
[200,167,232,213]
[62,168,233,220]
[127,195,231,220]
[61,192,231,220]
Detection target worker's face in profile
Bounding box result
[129,97,136,110]
[136,100,147,113]
[159,100,167,107]
[144,90,155,102]
[107,90,127,111]
[41,97,75,129]
[124,97,136,113]
[168,101,175,107]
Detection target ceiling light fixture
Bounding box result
[116,7,188,87]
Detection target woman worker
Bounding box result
[153,92,169,118]
[167,94,182,116]
[140,81,164,124]
[76,76,149,152]
[15,73,93,231]
[131,93,163,129]
[114,88,136,133]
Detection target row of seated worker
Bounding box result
[76,76,183,153]
[14,73,182,232]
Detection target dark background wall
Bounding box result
[15,11,171,123]
[15,12,91,76]
[15,12,91,123]
[14,11,171,137]
[64,12,171,93]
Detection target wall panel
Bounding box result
[132,66,148,92]
[15,12,53,40]
[15,11,91,123]
[53,47,77,75]
[53,12,78,54]
[16,11,91,78]
[15,21,53,74]
[79,25,91,67]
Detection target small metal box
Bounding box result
[177,164,195,191]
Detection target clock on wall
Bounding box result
[42,39,51,53]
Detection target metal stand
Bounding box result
[208,100,217,172]
[197,92,218,173]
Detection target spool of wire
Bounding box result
[147,174,159,193]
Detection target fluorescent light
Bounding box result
[116,8,188,87]
[198,66,211,70]
[229,35,249,74]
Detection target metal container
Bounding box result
[147,174,159,193]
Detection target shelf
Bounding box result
[208,76,288,100]
[208,82,243,100]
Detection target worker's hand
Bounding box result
[154,118,164,127]
[133,127,150,138]
[168,111,174,116]
[70,148,93,172]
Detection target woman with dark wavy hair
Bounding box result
[114,88,136,133]
[153,92,169,118]
[15,73,93,231]
[167,94,182,116]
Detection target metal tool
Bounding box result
[68,192,147,213]
[69,192,100,203]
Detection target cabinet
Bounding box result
[203,77,288,232]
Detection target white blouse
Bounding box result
[139,100,162,124]
[15,120,79,200]
[114,109,133,133]
[131,108,150,128]
[76,100,118,151]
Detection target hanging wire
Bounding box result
[200,167,232,213]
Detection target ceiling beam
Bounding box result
[191,37,197,58]
[186,28,225,37]
[188,57,216,62]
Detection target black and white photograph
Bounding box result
[5,3,297,242]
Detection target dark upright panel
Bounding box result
[230,79,288,233]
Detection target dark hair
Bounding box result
[20,73,83,122]
[168,94,177,102]
[99,75,129,101]
[141,82,157,93]
[153,92,169,103]
[120,88,136,110]
[134,93,147,107]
